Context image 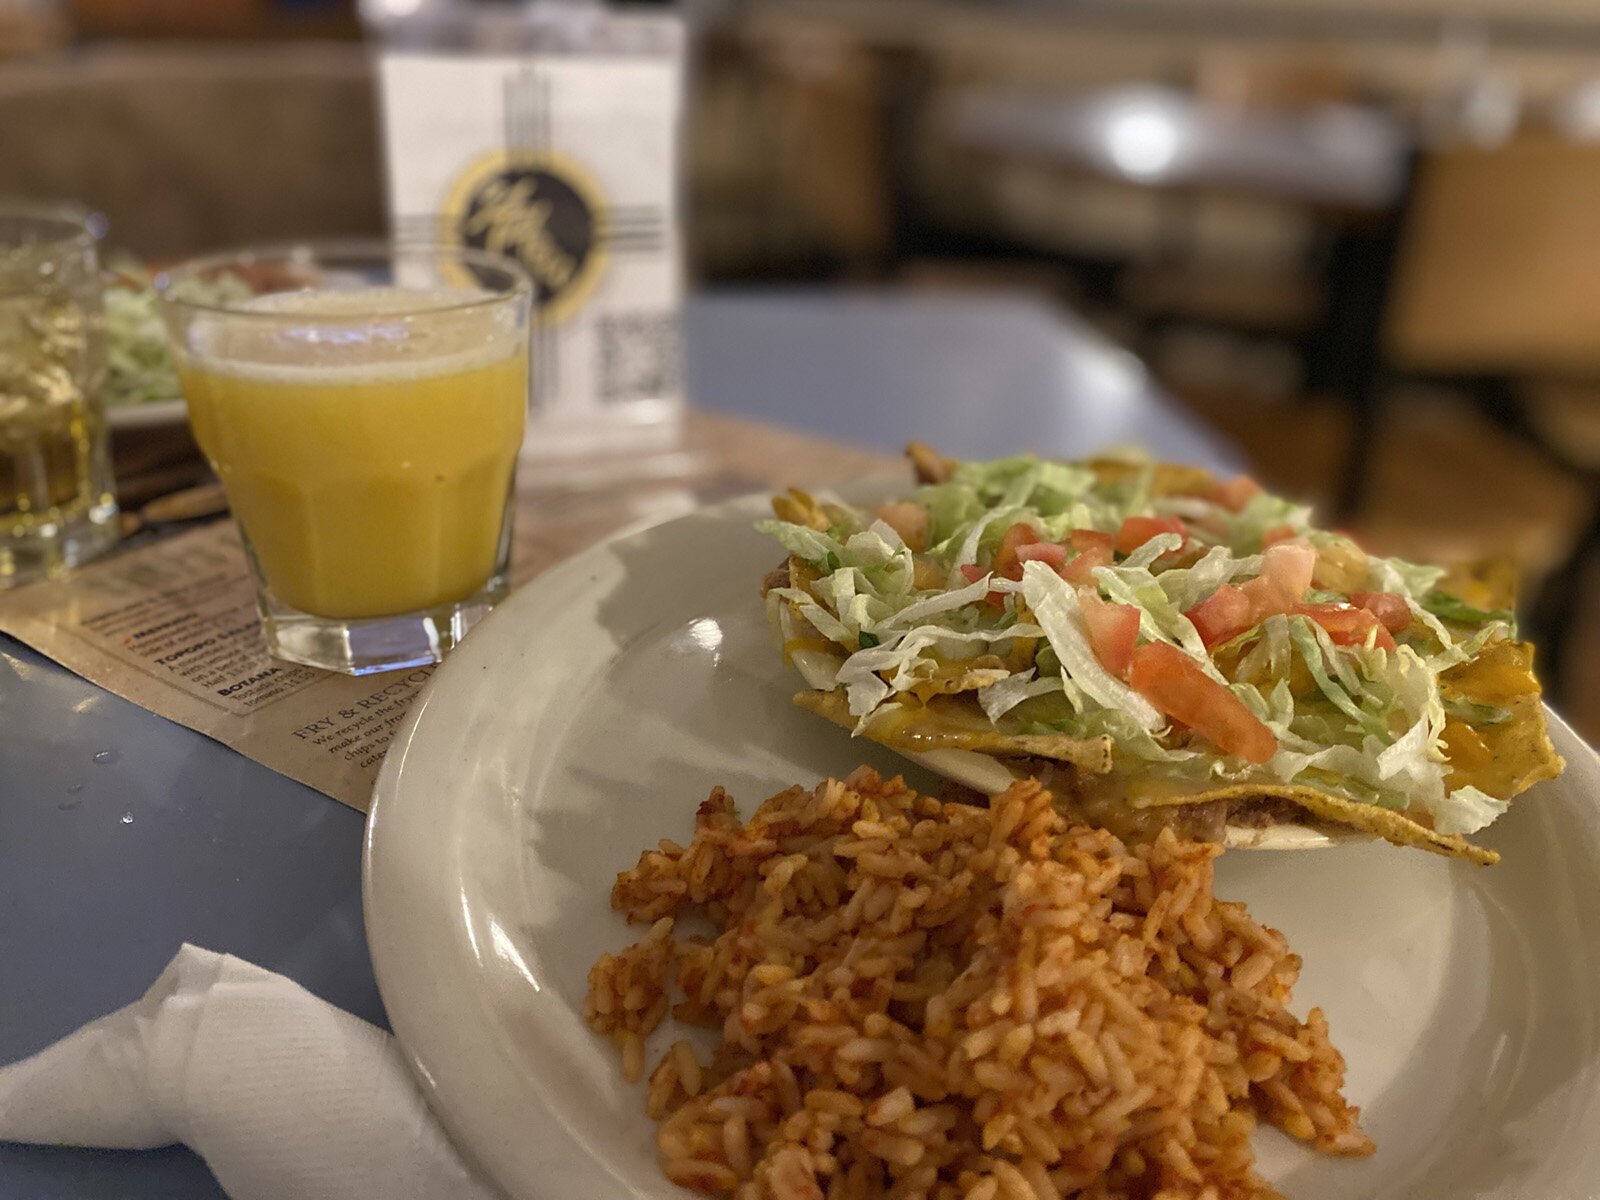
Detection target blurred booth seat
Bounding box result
[0,43,384,259]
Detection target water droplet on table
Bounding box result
[67,782,83,794]
[93,749,118,765]
[120,811,134,825]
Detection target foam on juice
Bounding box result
[186,286,524,386]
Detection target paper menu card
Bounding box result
[0,412,901,811]
[379,22,685,463]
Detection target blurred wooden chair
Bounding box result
[1384,136,1600,379]
[0,0,68,56]
[1363,134,1600,697]
[0,43,383,259]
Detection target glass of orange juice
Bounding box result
[156,242,532,675]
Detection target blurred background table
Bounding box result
[0,288,1238,1200]
[947,84,1409,209]
[687,290,1239,467]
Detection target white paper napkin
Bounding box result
[0,944,499,1200]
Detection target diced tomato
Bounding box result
[1069,528,1114,554]
[1060,542,1113,585]
[874,501,929,552]
[1264,540,1316,594]
[1261,524,1300,548]
[1115,515,1188,556]
[1015,541,1068,567]
[1127,641,1279,764]
[1079,589,1140,678]
[1241,540,1315,616]
[993,522,1042,580]
[1211,475,1263,512]
[1294,603,1397,652]
[1186,583,1254,647]
[1351,591,1412,634]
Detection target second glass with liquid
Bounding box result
[0,201,118,586]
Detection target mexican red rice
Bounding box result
[585,767,1372,1199]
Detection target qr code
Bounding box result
[598,311,683,404]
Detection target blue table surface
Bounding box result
[0,289,1238,1198]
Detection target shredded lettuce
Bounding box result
[766,588,852,643]
[104,261,252,408]
[1121,532,1183,570]
[1422,590,1517,630]
[1233,614,1291,681]
[1426,621,1507,673]
[1289,617,1389,740]
[877,574,997,632]
[1433,785,1510,835]
[1019,562,1163,730]
[757,520,843,566]
[1230,492,1313,550]
[978,669,1062,723]
[1443,697,1510,726]
[917,484,987,545]
[1372,557,1448,599]
[951,506,1022,572]
[1073,707,1199,764]
[1159,545,1257,611]
[950,457,1096,513]
[833,623,1040,720]
[1093,563,1226,683]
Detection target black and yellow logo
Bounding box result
[444,151,607,324]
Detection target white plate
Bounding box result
[107,397,186,430]
[364,493,1600,1200]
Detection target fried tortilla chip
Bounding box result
[795,689,1114,774]
[907,441,957,485]
[902,657,1013,700]
[763,447,1563,864]
[771,488,832,532]
[1125,782,1499,866]
[771,566,1017,704]
[1086,457,1222,499]
[1440,639,1564,799]
[1110,637,1558,864]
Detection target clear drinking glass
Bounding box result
[0,200,118,586]
[156,242,533,675]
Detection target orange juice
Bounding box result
[179,288,527,620]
